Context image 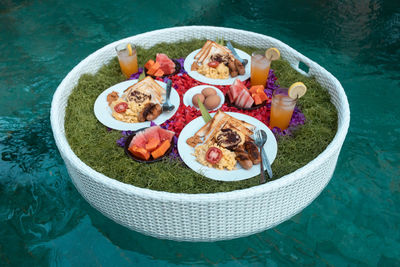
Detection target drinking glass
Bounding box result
[269,88,297,130]
[250,51,271,87]
[115,43,138,78]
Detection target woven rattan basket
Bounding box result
[51,26,350,242]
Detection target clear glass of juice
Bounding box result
[250,51,271,87]
[269,88,297,130]
[115,43,138,78]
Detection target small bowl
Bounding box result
[144,59,181,78]
[183,85,225,111]
[124,128,174,163]
[225,96,267,110]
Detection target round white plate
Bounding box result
[94,80,179,131]
[177,112,277,182]
[184,48,251,85]
[183,85,225,111]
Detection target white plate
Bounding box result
[177,112,277,182]
[94,80,179,131]
[183,85,225,111]
[184,48,251,85]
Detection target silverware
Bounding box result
[227,41,248,67]
[260,130,273,179]
[254,129,273,184]
[254,130,267,184]
[162,79,175,112]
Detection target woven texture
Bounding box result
[51,26,350,242]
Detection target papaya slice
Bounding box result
[258,91,268,102]
[153,69,164,77]
[145,137,160,152]
[144,59,155,70]
[151,140,170,159]
[147,62,160,75]
[129,145,150,160]
[249,85,264,94]
[252,93,262,105]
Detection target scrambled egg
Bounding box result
[110,98,151,123]
[194,144,237,170]
[197,63,229,79]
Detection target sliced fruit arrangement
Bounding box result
[227,79,269,109]
[127,126,175,161]
[144,53,176,77]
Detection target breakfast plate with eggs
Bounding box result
[183,85,225,111]
[94,79,180,131]
[177,111,277,181]
[183,42,251,85]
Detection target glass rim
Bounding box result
[251,50,266,57]
[273,87,297,102]
[115,42,137,52]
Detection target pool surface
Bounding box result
[1,0,399,266]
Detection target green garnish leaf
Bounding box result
[138,70,146,81]
[198,99,212,123]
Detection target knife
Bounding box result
[227,41,248,67]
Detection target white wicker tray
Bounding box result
[51,26,350,242]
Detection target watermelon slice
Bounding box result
[156,53,176,75]
[143,126,161,143]
[229,78,246,102]
[157,127,175,142]
[130,131,147,148]
[243,93,255,108]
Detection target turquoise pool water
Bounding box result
[1,0,399,266]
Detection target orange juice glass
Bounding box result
[269,88,297,130]
[115,43,138,78]
[250,51,271,87]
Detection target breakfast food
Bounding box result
[204,94,221,110]
[128,126,175,161]
[191,40,246,79]
[107,76,165,123]
[227,79,269,109]
[191,87,222,110]
[192,94,205,108]
[144,53,176,77]
[187,110,260,170]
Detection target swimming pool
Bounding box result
[0,0,399,265]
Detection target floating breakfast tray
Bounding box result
[50,26,350,242]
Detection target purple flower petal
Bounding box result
[116,137,126,147]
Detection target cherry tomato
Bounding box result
[205,147,222,164]
[208,61,220,68]
[114,102,128,113]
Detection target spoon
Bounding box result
[162,79,175,112]
[260,130,273,179]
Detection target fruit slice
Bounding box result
[130,132,147,148]
[153,69,164,77]
[265,48,280,61]
[145,137,160,152]
[157,127,175,142]
[151,140,171,159]
[147,61,160,75]
[156,53,176,75]
[144,59,155,70]
[143,126,160,143]
[258,91,269,102]
[288,82,307,99]
[129,145,150,160]
[127,43,133,56]
[249,85,264,94]
[252,93,262,105]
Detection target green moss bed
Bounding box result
[64,39,337,194]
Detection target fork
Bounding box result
[254,130,267,184]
